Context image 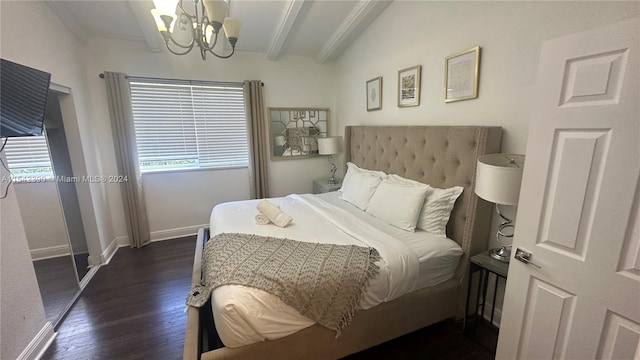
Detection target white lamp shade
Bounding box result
[223,17,241,39]
[203,0,227,24]
[151,9,177,32]
[318,136,341,155]
[475,154,525,206]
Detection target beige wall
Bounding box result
[14,182,70,256]
[334,0,640,249]
[335,1,640,147]
[81,37,337,242]
[0,1,112,262]
[0,2,111,355]
[333,0,639,323]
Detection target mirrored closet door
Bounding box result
[4,90,90,326]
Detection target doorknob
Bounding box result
[514,248,542,269]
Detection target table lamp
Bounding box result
[475,153,525,262]
[317,136,342,184]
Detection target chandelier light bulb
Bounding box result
[205,25,214,44]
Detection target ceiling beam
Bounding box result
[128,0,164,53]
[46,0,89,46]
[315,0,392,64]
[267,0,307,61]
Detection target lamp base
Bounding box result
[489,246,511,262]
[327,177,339,185]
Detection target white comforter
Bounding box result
[208,194,420,347]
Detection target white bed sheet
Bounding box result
[316,192,463,289]
[207,193,461,348]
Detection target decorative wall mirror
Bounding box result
[269,107,329,160]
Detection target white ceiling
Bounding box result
[46,0,392,63]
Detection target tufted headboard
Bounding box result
[344,126,502,280]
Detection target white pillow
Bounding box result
[339,162,386,192]
[340,170,383,210]
[417,186,464,237]
[386,173,428,188]
[366,179,429,231]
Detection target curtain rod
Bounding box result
[98,73,263,87]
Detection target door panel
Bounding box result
[598,311,640,359]
[540,129,610,259]
[497,18,639,360]
[560,48,628,106]
[519,278,576,359]
[618,177,640,280]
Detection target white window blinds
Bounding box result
[3,135,53,179]
[129,79,248,172]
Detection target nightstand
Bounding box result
[464,251,509,352]
[312,178,342,194]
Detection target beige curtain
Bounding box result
[104,72,151,248]
[244,80,269,199]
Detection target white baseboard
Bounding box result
[150,224,205,242]
[17,322,57,360]
[100,236,129,265]
[30,245,71,261]
[116,235,129,247]
[69,243,89,255]
[87,255,101,267]
[78,264,100,290]
[96,227,202,267]
[114,224,205,247]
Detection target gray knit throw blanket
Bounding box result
[186,232,380,334]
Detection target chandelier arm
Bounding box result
[175,0,195,21]
[202,29,220,51]
[208,45,236,59]
[165,39,196,55]
[167,33,196,49]
[162,13,197,50]
[154,0,238,60]
[200,44,207,60]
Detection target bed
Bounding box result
[184,125,502,360]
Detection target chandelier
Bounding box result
[150,0,241,60]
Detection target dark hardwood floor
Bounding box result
[33,255,80,322]
[43,235,494,360]
[344,320,494,360]
[43,236,197,360]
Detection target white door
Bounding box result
[496,18,640,360]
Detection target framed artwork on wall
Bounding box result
[444,46,480,103]
[366,76,382,111]
[398,65,421,107]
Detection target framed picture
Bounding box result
[444,46,480,103]
[398,65,421,107]
[366,76,382,111]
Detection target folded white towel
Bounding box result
[255,214,270,225]
[256,200,292,228]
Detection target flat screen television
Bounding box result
[0,59,52,138]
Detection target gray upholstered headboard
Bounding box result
[344,126,501,279]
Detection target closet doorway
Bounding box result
[5,87,91,327]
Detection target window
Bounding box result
[3,135,53,180]
[129,79,249,173]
